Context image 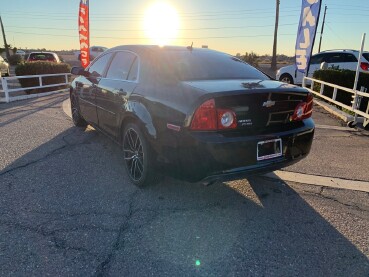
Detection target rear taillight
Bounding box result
[291,93,313,121]
[360,62,369,71]
[190,99,237,130]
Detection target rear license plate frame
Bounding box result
[257,138,282,161]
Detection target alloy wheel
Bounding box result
[123,128,144,181]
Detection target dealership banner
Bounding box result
[295,0,322,74]
[79,0,90,68]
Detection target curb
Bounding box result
[266,171,369,193]
[314,98,364,123]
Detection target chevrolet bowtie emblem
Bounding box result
[262,100,276,108]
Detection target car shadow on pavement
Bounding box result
[0,126,368,276]
[0,93,68,128]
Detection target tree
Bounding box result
[242,52,259,67]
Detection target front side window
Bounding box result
[88,53,113,78]
[310,54,324,65]
[106,51,137,80]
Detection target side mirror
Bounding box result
[71,66,89,77]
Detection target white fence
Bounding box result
[303,76,369,127]
[0,73,71,103]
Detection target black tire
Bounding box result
[279,73,294,84]
[70,92,87,127]
[122,123,156,187]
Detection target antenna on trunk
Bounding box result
[187,42,193,51]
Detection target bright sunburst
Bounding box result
[143,2,180,46]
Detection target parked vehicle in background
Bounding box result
[0,56,10,76]
[15,50,26,58]
[277,49,369,85]
[70,45,314,187]
[26,52,61,63]
[75,46,108,61]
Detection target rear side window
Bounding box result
[362,53,369,62]
[343,53,357,62]
[88,53,113,78]
[106,51,137,80]
[325,54,344,63]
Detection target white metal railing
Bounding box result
[0,73,71,103]
[303,76,369,127]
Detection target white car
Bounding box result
[75,46,108,61]
[276,50,369,85]
[0,56,9,77]
[26,52,61,63]
[15,50,26,57]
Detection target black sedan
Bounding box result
[70,45,314,186]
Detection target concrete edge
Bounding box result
[62,98,72,118]
[266,171,369,193]
[314,98,364,123]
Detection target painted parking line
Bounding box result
[265,171,369,193]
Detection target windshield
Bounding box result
[154,50,268,81]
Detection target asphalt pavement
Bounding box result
[0,93,368,276]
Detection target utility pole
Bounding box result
[0,16,10,60]
[271,0,280,71]
[318,5,327,53]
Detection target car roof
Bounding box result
[318,49,369,54]
[29,51,58,55]
[105,45,223,57]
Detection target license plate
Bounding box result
[257,139,282,161]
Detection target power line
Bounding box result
[0,8,301,17]
[324,23,350,48]
[6,23,297,32]
[3,14,299,22]
[9,30,295,40]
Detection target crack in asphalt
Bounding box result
[256,175,369,212]
[301,188,369,213]
[92,188,240,277]
[93,189,141,277]
[0,131,96,177]
[0,219,99,258]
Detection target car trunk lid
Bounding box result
[183,79,309,133]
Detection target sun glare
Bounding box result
[143,2,180,46]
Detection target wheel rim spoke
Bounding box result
[124,128,144,181]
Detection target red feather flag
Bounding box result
[78,0,90,68]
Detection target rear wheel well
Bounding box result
[120,116,141,142]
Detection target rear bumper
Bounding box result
[161,118,314,182]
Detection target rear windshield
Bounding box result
[29,53,56,62]
[362,53,369,62]
[152,50,268,81]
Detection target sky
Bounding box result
[1,0,368,56]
